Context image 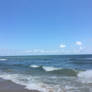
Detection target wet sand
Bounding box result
[0,78,40,92]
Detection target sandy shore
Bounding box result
[0,78,40,92]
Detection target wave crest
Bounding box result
[30,65,78,76]
[42,66,61,72]
[30,65,41,68]
[0,59,7,61]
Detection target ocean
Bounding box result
[0,55,92,92]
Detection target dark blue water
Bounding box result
[0,55,92,92]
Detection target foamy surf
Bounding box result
[0,70,91,92]
[0,55,92,92]
[0,73,47,92]
[0,72,64,92]
[78,70,92,84]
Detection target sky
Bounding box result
[0,0,92,55]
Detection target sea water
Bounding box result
[0,55,92,92]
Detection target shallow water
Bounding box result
[0,55,92,92]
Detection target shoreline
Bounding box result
[0,78,40,92]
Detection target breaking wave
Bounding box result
[78,70,92,84]
[42,66,61,72]
[30,65,78,76]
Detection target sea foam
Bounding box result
[78,70,92,83]
[0,73,62,92]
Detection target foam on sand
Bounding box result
[0,72,64,92]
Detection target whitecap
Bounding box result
[42,66,61,72]
[78,70,92,83]
[30,65,40,68]
[0,59,7,61]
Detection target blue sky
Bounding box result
[0,0,92,55]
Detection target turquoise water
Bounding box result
[0,55,92,92]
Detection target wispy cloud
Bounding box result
[24,49,61,54]
[76,41,82,46]
[60,44,66,48]
[75,41,84,52]
[0,40,90,56]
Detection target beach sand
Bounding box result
[0,78,40,92]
